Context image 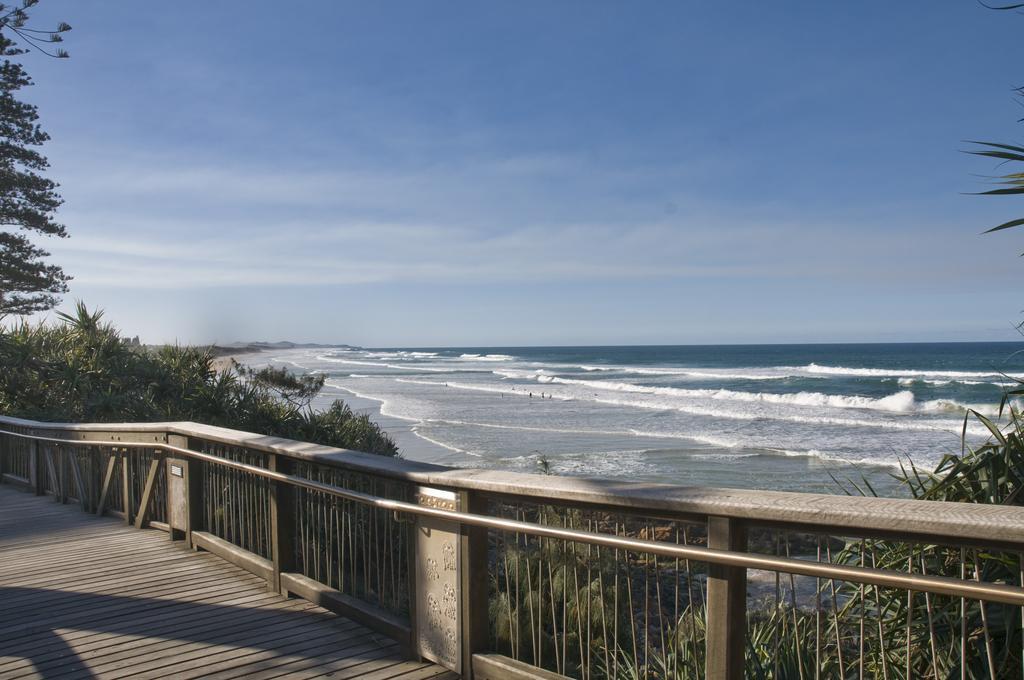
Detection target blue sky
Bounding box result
[17,1,1024,345]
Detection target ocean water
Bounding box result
[259,343,1024,496]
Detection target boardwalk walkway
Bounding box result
[0,485,455,680]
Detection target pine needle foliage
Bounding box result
[0,1,72,316]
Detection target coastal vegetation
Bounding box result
[0,303,399,456]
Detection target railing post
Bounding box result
[268,453,295,593]
[121,450,132,525]
[31,439,44,496]
[164,435,188,541]
[459,490,489,679]
[705,516,747,680]
[188,464,205,548]
[165,438,207,548]
[413,486,467,674]
[57,444,67,504]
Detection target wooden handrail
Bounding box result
[4,414,1024,547]
[4,414,1024,679]
[3,424,1024,606]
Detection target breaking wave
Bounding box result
[510,373,989,415]
[797,363,1006,380]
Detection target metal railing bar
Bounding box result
[9,415,1024,549]
[3,427,1024,606]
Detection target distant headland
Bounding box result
[208,341,353,357]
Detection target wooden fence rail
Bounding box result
[3,415,1024,679]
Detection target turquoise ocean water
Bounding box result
[258,343,1024,496]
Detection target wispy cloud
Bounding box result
[36,147,1017,296]
[51,221,765,288]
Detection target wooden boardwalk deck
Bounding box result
[0,485,456,680]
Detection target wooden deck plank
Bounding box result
[39,602,338,679]
[107,620,377,679]
[201,639,404,680]
[0,572,266,635]
[4,569,264,626]
[2,554,252,594]
[0,542,195,572]
[0,579,267,633]
[0,485,444,680]
[0,531,192,558]
[34,600,321,668]
[0,590,289,665]
[1,556,240,597]
[165,629,390,677]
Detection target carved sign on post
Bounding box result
[414,487,461,673]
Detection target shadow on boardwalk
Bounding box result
[0,485,454,680]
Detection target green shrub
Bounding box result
[0,303,398,457]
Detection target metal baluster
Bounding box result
[613,522,621,679]
[860,540,866,680]
[653,533,666,680]
[973,551,996,679]
[573,528,585,678]
[919,554,940,679]
[586,525,593,680]
[906,552,913,680]
[816,536,823,680]
[785,535,805,680]
[643,536,650,678]
[501,531,516,658]
[625,526,638,678]
[598,531,610,678]
[672,526,680,680]
[960,548,967,680]
[869,546,889,680]
[523,509,537,665]
[825,542,845,675]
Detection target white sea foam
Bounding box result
[797,363,1006,380]
[770,447,911,469]
[575,364,817,381]
[293,347,1015,479]
[327,379,487,456]
[892,377,1010,388]
[689,452,759,461]
[623,431,911,468]
[385,377,864,453]
[410,427,480,456]
[421,417,725,443]
[359,350,440,361]
[391,375,995,437]
[395,377,574,400]
[268,358,309,370]
[530,375,994,415]
[316,356,448,372]
[323,380,419,422]
[572,361,1016,384]
[493,369,527,379]
[588,394,991,438]
[627,427,912,465]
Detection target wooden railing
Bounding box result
[3,414,1024,679]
